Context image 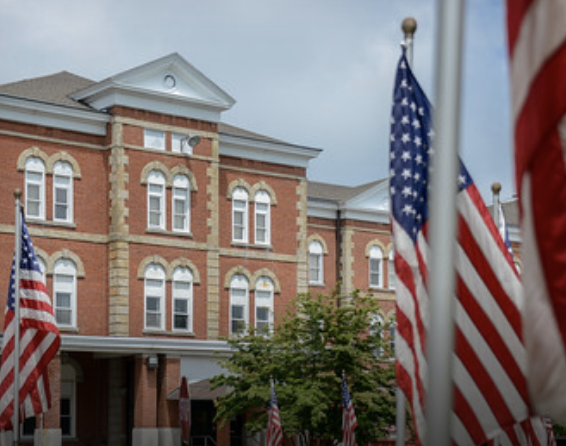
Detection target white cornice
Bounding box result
[307,198,390,224]
[219,132,321,169]
[0,94,109,136]
[73,84,230,123]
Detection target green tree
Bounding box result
[211,290,396,446]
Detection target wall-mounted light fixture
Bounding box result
[181,134,201,153]
[146,355,159,370]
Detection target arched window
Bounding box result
[144,264,165,330]
[147,170,166,229]
[53,161,74,223]
[172,174,190,233]
[232,187,249,243]
[369,246,384,288]
[53,259,77,328]
[255,277,274,334]
[308,241,324,285]
[25,157,45,219]
[172,267,193,332]
[388,248,396,290]
[230,274,249,335]
[254,190,271,245]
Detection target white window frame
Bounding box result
[53,259,77,328]
[232,188,249,243]
[25,157,45,220]
[144,264,165,330]
[255,277,274,334]
[172,133,193,154]
[308,241,324,285]
[147,170,166,230]
[53,161,74,223]
[388,248,396,290]
[144,129,166,150]
[172,267,193,333]
[254,190,271,246]
[230,275,249,335]
[60,363,77,438]
[369,246,384,289]
[172,175,190,233]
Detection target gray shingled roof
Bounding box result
[0,71,96,110]
[307,179,386,203]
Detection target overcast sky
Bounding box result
[0,0,513,201]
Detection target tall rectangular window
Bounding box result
[232,188,249,243]
[254,192,271,245]
[172,175,190,233]
[230,275,249,335]
[147,171,166,230]
[144,264,165,330]
[25,157,45,219]
[53,162,73,223]
[53,259,77,328]
[369,246,384,288]
[173,267,193,332]
[308,241,324,285]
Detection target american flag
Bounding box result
[507,0,566,423]
[390,51,530,445]
[341,374,357,446]
[0,214,60,430]
[489,416,554,446]
[267,380,283,446]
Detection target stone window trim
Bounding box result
[17,147,82,178]
[140,162,198,191]
[136,256,201,284]
[223,266,281,293]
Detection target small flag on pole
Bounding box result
[267,380,283,446]
[179,376,191,445]
[0,211,61,429]
[341,373,357,446]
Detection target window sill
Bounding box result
[308,283,325,287]
[58,327,79,333]
[231,242,273,251]
[143,329,195,337]
[25,218,76,229]
[146,228,193,238]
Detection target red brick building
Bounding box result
[0,53,405,446]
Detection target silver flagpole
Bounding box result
[13,190,22,445]
[425,0,466,445]
[492,182,501,223]
[394,16,417,446]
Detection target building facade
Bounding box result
[0,53,425,446]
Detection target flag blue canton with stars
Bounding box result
[389,52,473,242]
[7,214,43,311]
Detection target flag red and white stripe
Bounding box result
[489,416,554,446]
[341,374,357,446]
[0,215,60,429]
[507,0,566,423]
[267,380,283,446]
[391,53,530,444]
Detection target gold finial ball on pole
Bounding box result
[14,189,22,200]
[402,17,417,38]
[491,182,502,195]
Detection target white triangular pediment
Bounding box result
[71,53,235,122]
[344,181,390,212]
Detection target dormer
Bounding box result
[71,53,235,123]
